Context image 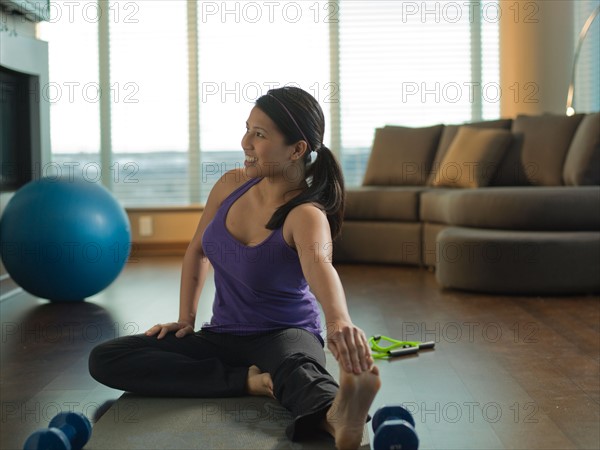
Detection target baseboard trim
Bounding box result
[131,242,189,258]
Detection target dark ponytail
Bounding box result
[256,87,345,239]
[267,145,345,239]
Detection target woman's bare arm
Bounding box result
[146,169,247,339]
[289,204,373,374]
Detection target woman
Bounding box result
[89,86,380,450]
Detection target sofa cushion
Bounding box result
[428,118,512,185]
[345,186,425,222]
[488,132,531,186]
[430,127,512,188]
[334,221,422,265]
[563,112,600,186]
[435,227,600,295]
[363,125,443,186]
[512,114,584,186]
[420,186,600,231]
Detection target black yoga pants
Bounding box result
[88,328,339,440]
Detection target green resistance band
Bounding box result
[368,335,435,359]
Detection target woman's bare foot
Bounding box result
[246,365,275,398]
[323,364,381,450]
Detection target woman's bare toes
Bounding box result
[246,365,275,398]
[327,365,381,449]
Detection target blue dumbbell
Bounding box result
[23,412,92,450]
[372,405,419,450]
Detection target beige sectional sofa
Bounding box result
[333,113,600,295]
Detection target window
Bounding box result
[573,0,600,113]
[338,0,500,185]
[40,0,500,206]
[196,0,330,202]
[110,0,188,205]
[38,4,100,174]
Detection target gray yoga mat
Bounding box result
[86,395,369,449]
[87,351,369,449]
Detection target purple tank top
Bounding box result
[200,176,323,344]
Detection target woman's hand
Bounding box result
[145,321,194,339]
[326,322,374,374]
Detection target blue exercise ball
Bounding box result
[0,176,131,302]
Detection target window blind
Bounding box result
[38,5,100,166]
[40,0,500,205]
[109,0,189,205]
[196,0,330,202]
[338,0,500,184]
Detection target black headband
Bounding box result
[267,94,313,152]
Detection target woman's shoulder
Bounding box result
[286,201,328,229]
[292,201,326,214]
[210,168,254,203]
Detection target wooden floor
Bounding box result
[1,257,599,449]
